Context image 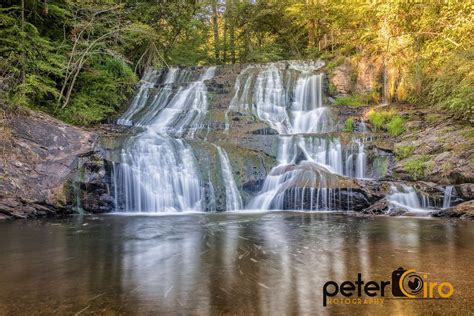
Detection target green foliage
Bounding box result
[403,155,431,180]
[325,55,345,71]
[429,49,474,122]
[367,109,405,136]
[367,109,394,130]
[0,1,472,125]
[57,57,137,125]
[394,145,415,160]
[246,44,284,63]
[335,96,364,107]
[386,116,405,136]
[343,117,354,132]
[425,114,440,124]
[334,92,379,107]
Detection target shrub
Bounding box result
[386,116,405,136]
[334,92,379,107]
[403,155,430,180]
[335,95,362,107]
[425,114,439,124]
[367,109,393,130]
[343,117,354,132]
[367,109,405,135]
[394,144,415,160]
[429,49,474,122]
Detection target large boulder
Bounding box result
[264,161,390,211]
[0,109,104,219]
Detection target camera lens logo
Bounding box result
[392,267,423,298]
[392,267,454,299]
[403,271,424,295]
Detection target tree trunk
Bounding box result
[43,0,48,16]
[223,17,228,63]
[306,0,316,48]
[212,0,220,62]
[227,0,236,64]
[20,0,25,84]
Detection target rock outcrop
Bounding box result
[0,109,109,219]
[431,200,474,219]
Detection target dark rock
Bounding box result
[251,127,279,135]
[431,201,474,219]
[0,109,97,220]
[281,187,371,211]
[456,183,474,200]
[387,207,408,216]
[361,199,389,215]
[0,197,69,220]
[242,179,266,194]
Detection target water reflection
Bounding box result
[0,213,472,315]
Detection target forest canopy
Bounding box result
[0,0,472,125]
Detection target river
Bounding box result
[0,213,472,315]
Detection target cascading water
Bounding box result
[226,62,369,210]
[443,186,454,209]
[112,67,216,213]
[214,145,243,211]
[110,61,444,215]
[386,184,431,213]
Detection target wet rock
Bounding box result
[281,187,371,211]
[431,201,474,219]
[455,183,474,200]
[74,153,114,213]
[387,207,409,216]
[0,109,97,219]
[0,197,67,220]
[262,162,389,212]
[361,199,389,215]
[251,127,279,135]
[242,179,265,193]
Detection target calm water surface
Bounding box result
[0,212,473,315]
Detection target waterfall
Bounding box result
[443,185,454,209]
[227,61,368,211]
[112,67,216,213]
[215,145,243,211]
[290,73,330,134]
[387,184,429,213]
[113,136,204,212]
[355,139,367,179]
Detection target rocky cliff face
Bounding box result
[0,109,111,219]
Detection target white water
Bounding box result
[113,136,204,212]
[149,67,215,137]
[113,67,216,213]
[387,184,430,213]
[443,185,454,209]
[225,62,369,210]
[215,146,243,210]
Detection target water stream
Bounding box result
[443,185,454,209]
[214,145,243,210]
[112,67,216,213]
